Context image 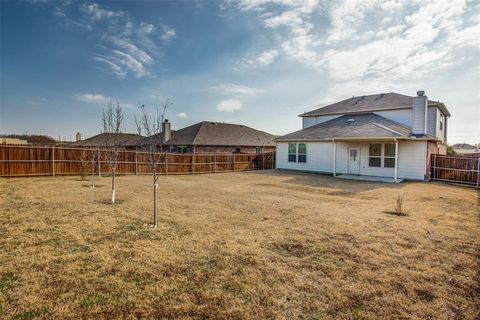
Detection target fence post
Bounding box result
[477,157,480,187]
[135,151,138,175]
[97,147,101,176]
[191,154,195,174]
[433,155,436,181]
[52,145,55,177]
[233,153,235,172]
[262,152,265,170]
[214,154,216,173]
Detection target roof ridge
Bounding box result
[372,122,406,137]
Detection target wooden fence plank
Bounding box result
[431,154,479,187]
[0,145,276,177]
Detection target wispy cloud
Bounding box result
[238,49,278,69]
[77,93,110,103]
[231,0,480,92]
[160,25,176,41]
[216,99,242,113]
[213,83,263,96]
[177,112,188,118]
[54,2,176,79]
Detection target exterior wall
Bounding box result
[412,96,428,135]
[373,109,412,127]
[276,140,429,180]
[161,145,275,154]
[302,115,342,128]
[427,107,437,137]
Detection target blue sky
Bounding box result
[1,0,479,143]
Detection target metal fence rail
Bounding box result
[0,145,276,177]
[431,154,480,187]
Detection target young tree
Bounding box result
[134,99,172,228]
[79,148,97,187]
[102,101,124,204]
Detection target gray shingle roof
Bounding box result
[275,113,415,141]
[451,143,476,149]
[161,121,277,146]
[71,133,144,147]
[300,92,450,117]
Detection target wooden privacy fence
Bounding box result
[431,154,480,187]
[0,145,276,177]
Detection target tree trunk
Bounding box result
[153,169,157,227]
[111,168,116,204]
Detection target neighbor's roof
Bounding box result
[275,113,432,142]
[299,92,451,117]
[70,132,144,147]
[154,121,277,146]
[134,130,176,146]
[451,143,476,149]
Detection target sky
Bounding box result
[0,0,479,144]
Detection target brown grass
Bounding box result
[0,171,479,319]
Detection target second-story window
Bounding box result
[439,114,444,131]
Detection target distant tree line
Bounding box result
[0,134,57,145]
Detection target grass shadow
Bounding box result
[94,199,126,205]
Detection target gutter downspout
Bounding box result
[333,139,337,177]
[394,138,399,183]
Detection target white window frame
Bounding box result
[288,143,297,162]
[369,143,396,168]
[298,143,307,163]
[368,143,382,167]
[383,143,396,168]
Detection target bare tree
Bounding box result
[80,148,97,186]
[134,99,172,228]
[102,101,124,204]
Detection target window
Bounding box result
[256,147,262,154]
[349,148,358,161]
[288,143,296,162]
[298,143,307,163]
[384,143,396,168]
[176,146,187,154]
[439,115,444,131]
[369,144,381,167]
[369,143,397,168]
[235,147,241,153]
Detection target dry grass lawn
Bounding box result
[0,171,479,319]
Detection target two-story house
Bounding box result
[275,91,450,182]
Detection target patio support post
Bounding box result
[333,139,337,177]
[394,139,399,183]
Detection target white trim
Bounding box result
[333,140,337,177]
[394,139,398,182]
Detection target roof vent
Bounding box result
[347,119,356,124]
[417,90,425,96]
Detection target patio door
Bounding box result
[348,147,360,175]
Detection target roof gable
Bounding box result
[275,113,413,141]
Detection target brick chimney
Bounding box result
[162,119,171,143]
[412,90,428,136]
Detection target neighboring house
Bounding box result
[71,132,144,147]
[135,120,277,154]
[275,91,450,181]
[451,143,479,154]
